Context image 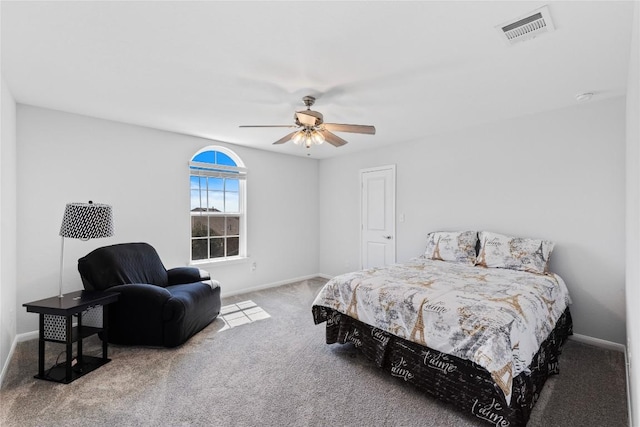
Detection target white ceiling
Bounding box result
[1,1,635,159]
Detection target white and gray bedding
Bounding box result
[312,257,572,405]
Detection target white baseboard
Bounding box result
[625,347,632,427]
[0,335,18,388]
[17,330,39,342]
[569,333,626,352]
[568,334,631,426]
[220,274,326,298]
[1,330,42,387]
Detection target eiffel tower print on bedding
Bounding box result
[312,256,573,427]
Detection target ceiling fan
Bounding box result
[239,95,376,148]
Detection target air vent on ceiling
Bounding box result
[496,5,555,45]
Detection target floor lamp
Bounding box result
[58,201,114,298]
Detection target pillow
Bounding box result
[476,231,554,274]
[424,231,478,264]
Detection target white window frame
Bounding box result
[189,146,247,265]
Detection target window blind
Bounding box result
[189,161,247,180]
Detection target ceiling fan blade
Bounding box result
[273,131,298,145]
[239,125,297,128]
[324,123,376,135]
[319,130,348,147]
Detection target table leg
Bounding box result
[102,304,108,360]
[65,315,73,383]
[38,315,45,378]
[77,312,83,366]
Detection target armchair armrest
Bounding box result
[167,267,211,285]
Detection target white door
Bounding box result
[360,165,396,269]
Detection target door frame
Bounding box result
[359,164,396,270]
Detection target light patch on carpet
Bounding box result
[219,300,270,331]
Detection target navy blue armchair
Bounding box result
[77,242,221,347]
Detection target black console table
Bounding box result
[23,290,119,384]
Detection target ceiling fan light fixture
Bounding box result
[292,130,305,145]
[292,128,325,148]
[311,130,325,145]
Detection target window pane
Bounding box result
[225,191,239,213]
[227,216,240,235]
[227,237,239,256]
[208,191,224,212]
[190,176,201,190]
[191,216,209,238]
[216,152,236,167]
[193,151,216,164]
[210,238,225,258]
[192,239,208,260]
[209,217,225,236]
[190,177,206,210]
[208,177,224,191]
[190,190,202,211]
[226,179,239,192]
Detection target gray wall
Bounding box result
[15,105,320,335]
[319,97,626,345]
[0,76,17,381]
[625,2,640,423]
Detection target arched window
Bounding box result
[189,146,246,262]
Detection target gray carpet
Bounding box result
[0,278,629,426]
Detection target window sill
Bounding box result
[190,256,249,267]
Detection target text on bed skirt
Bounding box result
[421,349,457,374]
[371,329,390,346]
[391,357,414,381]
[345,329,362,348]
[472,398,510,427]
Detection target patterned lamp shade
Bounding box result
[59,201,114,239]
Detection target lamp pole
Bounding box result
[59,236,66,298]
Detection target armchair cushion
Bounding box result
[78,242,169,290]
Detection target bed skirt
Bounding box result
[312,306,573,427]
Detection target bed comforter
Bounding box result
[311,257,572,404]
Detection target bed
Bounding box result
[312,231,573,426]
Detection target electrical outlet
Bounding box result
[251,262,257,272]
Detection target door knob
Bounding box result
[383,235,393,240]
